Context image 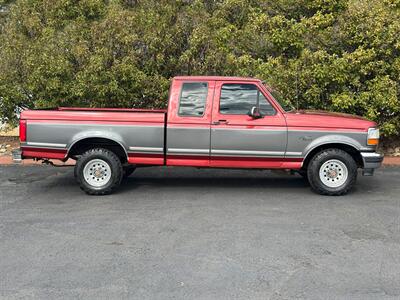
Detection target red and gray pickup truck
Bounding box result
[14,76,383,195]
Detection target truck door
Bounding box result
[210,81,287,168]
[166,80,215,167]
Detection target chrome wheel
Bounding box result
[319,159,348,188]
[83,159,111,187]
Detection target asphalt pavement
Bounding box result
[0,165,399,300]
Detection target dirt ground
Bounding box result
[0,136,19,156]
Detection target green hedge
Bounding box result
[0,0,399,136]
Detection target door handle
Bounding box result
[213,120,229,125]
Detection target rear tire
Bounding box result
[74,148,123,195]
[307,148,357,196]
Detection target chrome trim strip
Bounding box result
[359,147,375,151]
[285,151,303,156]
[129,146,163,152]
[168,148,209,154]
[26,142,67,148]
[361,152,384,158]
[211,149,285,157]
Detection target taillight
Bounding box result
[19,119,27,142]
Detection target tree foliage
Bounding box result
[0,0,399,136]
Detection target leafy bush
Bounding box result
[0,0,399,137]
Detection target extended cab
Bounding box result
[14,76,383,195]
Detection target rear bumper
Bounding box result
[12,148,22,163]
[361,152,383,175]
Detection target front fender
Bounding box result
[302,134,364,158]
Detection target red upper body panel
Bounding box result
[21,108,166,124]
[285,110,376,131]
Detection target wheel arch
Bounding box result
[68,137,128,162]
[302,142,363,170]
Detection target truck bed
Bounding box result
[20,108,167,165]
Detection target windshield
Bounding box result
[263,83,295,112]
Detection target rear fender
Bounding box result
[67,131,128,157]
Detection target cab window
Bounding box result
[178,82,208,117]
[219,83,276,116]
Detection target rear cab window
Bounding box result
[178,82,208,117]
[219,83,276,116]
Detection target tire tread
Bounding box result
[307,148,357,196]
[74,148,123,195]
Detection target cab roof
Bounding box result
[173,76,261,82]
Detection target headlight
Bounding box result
[367,128,380,145]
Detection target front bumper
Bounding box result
[361,152,384,175]
[12,148,22,163]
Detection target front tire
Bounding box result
[74,148,123,195]
[307,148,357,196]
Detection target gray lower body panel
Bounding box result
[211,127,287,155]
[167,126,211,156]
[27,122,165,156]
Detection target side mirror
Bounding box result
[248,106,262,119]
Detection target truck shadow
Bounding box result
[118,168,309,192]
[4,166,311,195]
